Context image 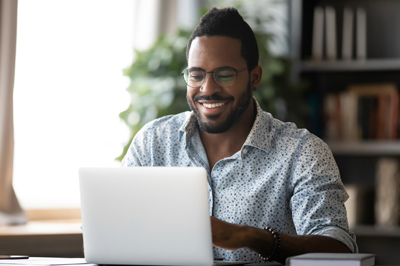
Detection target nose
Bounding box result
[200,73,222,95]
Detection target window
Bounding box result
[13,0,135,209]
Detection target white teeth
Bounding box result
[202,102,225,109]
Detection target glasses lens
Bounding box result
[214,68,236,86]
[182,67,239,87]
[183,68,205,87]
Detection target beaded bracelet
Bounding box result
[259,226,281,262]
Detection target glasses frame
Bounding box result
[181,66,252,88]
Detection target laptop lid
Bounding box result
[79,167,213,266]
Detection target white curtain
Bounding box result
[0,0,27,225]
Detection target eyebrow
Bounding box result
[188,67,205,72]
[188,66,235,72]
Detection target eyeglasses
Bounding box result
[181,66,249,88]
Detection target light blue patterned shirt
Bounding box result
[121,100,358,261]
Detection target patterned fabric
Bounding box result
[121,100,358,262]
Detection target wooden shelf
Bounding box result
[300,58,400,72]
[326,141,400,156]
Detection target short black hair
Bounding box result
[186,7,259,69]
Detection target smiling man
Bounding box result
[122,7,357,264]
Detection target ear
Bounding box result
[250,65,262,90]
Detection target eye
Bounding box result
[189,70,204,82]
[216,69,235,82]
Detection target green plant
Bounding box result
[116,5,309,162]
[117,29,191,161]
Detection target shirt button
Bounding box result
[242,148,248,154]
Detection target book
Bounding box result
[342,7,354,60]
[375,158,400,227]
[324,92,346,141]
[286,253,375,266]
[325,6,337,60]
[356,7,367,60]
[324,93,340,140]
[389,92,399,139]
[312,6,324,61]
[345,83,399,141]
[339,91,351,140]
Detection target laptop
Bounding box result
[79,167,246,266]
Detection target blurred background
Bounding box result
[3,0,400,264]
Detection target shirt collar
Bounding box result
[178,98,272,152]
[178,112,197,144]
[243,99,272,152]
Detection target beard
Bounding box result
[187,81,253,134]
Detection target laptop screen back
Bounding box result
[79,167,213,266]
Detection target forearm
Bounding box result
[242,226,351,264]
[211,217,351,264]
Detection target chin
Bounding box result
[198,116,234,134]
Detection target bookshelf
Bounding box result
[289,0,400,264]
[327,141,400,156]
[300,58,400,72]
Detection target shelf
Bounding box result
[326,141,400,156]
[299,58,400,72]
[290,1,400,263]
[352,225,400,238]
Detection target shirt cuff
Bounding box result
[312,226,358,253]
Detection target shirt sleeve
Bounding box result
[120,139,142,166]
[120,123,153,167]
[289,135,358,253]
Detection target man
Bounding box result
[121,7,357,264]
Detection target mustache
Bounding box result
[194,94,234,102]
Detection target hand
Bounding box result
[210,216,250,250]
[210,216,352,264]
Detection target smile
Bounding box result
[201,102,225,109]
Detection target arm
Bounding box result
[211,217,351,264]
[211,137,355,263]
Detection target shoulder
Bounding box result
[122,112,192,166]
[266,112,312,141]
[138,111,191,136]
[251,109,334,168]
[268,114,331,158]
[254,110,322,149]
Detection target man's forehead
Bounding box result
[188,36,244,67]
[190,35,242,51]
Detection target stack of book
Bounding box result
[324,83,399,141]
[312,5,366,61]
